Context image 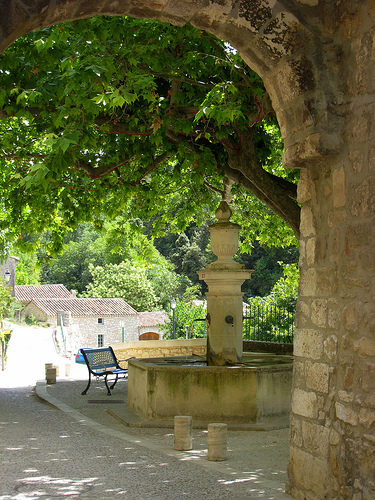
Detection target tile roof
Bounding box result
[29,298,137,317]
[15,284,71,302]
[138,311,169,327]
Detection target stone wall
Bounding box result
[112,339,206,367]
[21,301,48,323]
[285,11,375,498]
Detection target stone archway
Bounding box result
[1,2,375,498]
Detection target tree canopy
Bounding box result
[0,16,300,256]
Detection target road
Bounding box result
[0,322,72,387]
[0,323,290,499]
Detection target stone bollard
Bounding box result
[45,363,53,377]
[65,364,71,377]
[46,367,57,384]
[174,416,193,451]
[207,423,227,461]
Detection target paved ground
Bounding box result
[0,324,292,499]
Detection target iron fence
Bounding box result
[243,303,295,344]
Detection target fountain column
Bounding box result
[198,201,253,366]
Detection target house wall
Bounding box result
[139,325,164,337]
[21,302,48,323]
[77,315,139,348]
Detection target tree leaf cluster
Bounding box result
[0,16,299,257]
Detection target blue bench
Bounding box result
[79,346,128,396]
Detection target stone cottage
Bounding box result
[21,297,139,347]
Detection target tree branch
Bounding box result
[223,128,300,238]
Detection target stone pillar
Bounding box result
[198,202,253,366]
[287,151,375,499]
[207,423,227,461]
[174,415,193,451]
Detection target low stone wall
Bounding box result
[112,339,293,367]
[112,339,206,367]
[244,340,293,355]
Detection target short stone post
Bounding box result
[45,363,53,376]
[207,423,227,461]
[46,367,57,384]
[65,363,71,377]
[174,416,193,451]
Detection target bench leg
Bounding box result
[104,374,113,395]
[109,374,119,391]
[81,372,92,395]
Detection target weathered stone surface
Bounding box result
[291,388,318,418]
[298,268,317,296]
[324,335,338,363]
[302,420,330,459]
[362,362,375,392]
[335,402,358,426]
[305,361,329,393]
[351,178,375,217]
[294,329,323,360]
[300,206,316,237]
[305,237,316,266]
[332,167,346,208]
[349,149,364,173]
[359,408,375,428]
[342,301,363,333]
[355,337,375,358]
[311,299,327,328]
[287,446,329,498]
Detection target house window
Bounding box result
[98,334,104,347]
[98,318,104,325]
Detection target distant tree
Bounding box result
[170,233,190,274]
[236,241,298,298]
[244,264,298,342]
[0,279,14,320]
[83,261,159,311]
[41,235,107,293]
[145,264,187,310]
[181,242,207,285]
[15,253,40,285]
[161,300,206,339]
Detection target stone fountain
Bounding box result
[198,201,252,366]
[127,202,293,424]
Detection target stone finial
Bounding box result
[215,201,232,222]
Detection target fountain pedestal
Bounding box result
[198,201,253,365]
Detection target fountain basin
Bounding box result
[127,353,293,424]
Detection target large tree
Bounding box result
[0,16,299,255]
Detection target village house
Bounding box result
[21,297,139,347]
[14,284,168,347]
